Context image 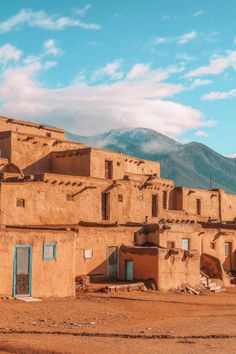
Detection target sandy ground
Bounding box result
[0,289,236,353]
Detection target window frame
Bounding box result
[43,243,57,260]
[182,238,190,251]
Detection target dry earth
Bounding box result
[0,289,236,353]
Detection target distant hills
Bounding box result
[66,128,236,194]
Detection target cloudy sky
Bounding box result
[0,0,235,155]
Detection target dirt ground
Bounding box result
[1,289,236,353]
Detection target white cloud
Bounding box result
[75,4,91,17]
[177,31,197,45]
[150,31,197,47]
[191,79,212,88]
[202,88,236,100]
[227,153,236,158]
[94,60,124,80]
[126,63,150,80]
[43,39,62,57]
[186,50,236,77]
[0,44,22,65]
[195,130,209,138]
[0,55,214,136]
[0,8,101,33]
[192,11,204,17]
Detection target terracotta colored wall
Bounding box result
[220,190,236,222]
[201,229,236,286]
[0,228,75,297]
[0,132,85,175]
[0,116,65,139]
[76,227,136,278]
[52,150,91,177]
[119,249,158,285]
[157,248,200,290]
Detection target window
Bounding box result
[118,194,123,202]
[167,241,175,249]
[66,193,73,201]
[46,132,52,138]
[196,199,201,215]
[162,191,168,209]
[43,243,56,260]
[101,192,110,220]
[210,242,215,250]
[105,160,113,179]
[16,198,25,208]
[182,238,189,251]
[225,242,231,257]
[84,249,93,259]
[152,195,158,217]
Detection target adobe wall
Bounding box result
[123,155,160,176]
[119,247,159,286]
[52,149,91,177]
[0,228,75,297]
[0,116,65,139]
[201,228,236,286]
[0,174,190,226]
[220,190,236,222]
[157,248,200,290]
[0,131,85,174]
[76,226,136,279]
[180,187,220,220]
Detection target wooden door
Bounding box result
[224,242,232,272]
[15,246,31,296]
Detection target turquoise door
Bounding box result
[13,245,32,296]
[125,260,134,281]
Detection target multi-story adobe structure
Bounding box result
[0,115,235,297]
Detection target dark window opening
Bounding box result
[167,241,175,249]
[196,198,201,215]
[102,192,110,220]
[46,132,52,138]
[162,191,168,209]
[118,194,123,202]
[152,194,158,217]
[105,160,113,179]
[16,198,25,208]
[210,242,215,249]
[66,194,73,201]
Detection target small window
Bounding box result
[210,242,215,249]
[101,192,110,220]
[16,198,25,208]
[84,249,93,259]
[46,132,52,137]
[118,194,123,202]
[152,194,158,217]
[66,193,73,201]
[167,241,175,249]
[43,243,56,260]
[105,160,113,179]
[182,238,189,251]
[196,199,201,215]
[225,242,231,257]
[162,191,168,209]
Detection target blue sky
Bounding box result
[0,0,236,155]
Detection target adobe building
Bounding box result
[0,115,235,297]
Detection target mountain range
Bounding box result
[66,128,236,194]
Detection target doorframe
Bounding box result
[125,260,134,281]
[13,245,32,297]
[107,245,119,279]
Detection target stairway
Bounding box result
[200,271,225,293]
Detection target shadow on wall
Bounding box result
[23,154,51,175]
[200,253,222,279]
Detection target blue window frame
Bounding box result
[43,243,56,260]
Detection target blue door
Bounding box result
[13,246,32,296]
[125,260,134,281]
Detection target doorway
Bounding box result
[14,246,32,296]
[224,242,232,272]
[125,260,134,281]
[108,246,118,279]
